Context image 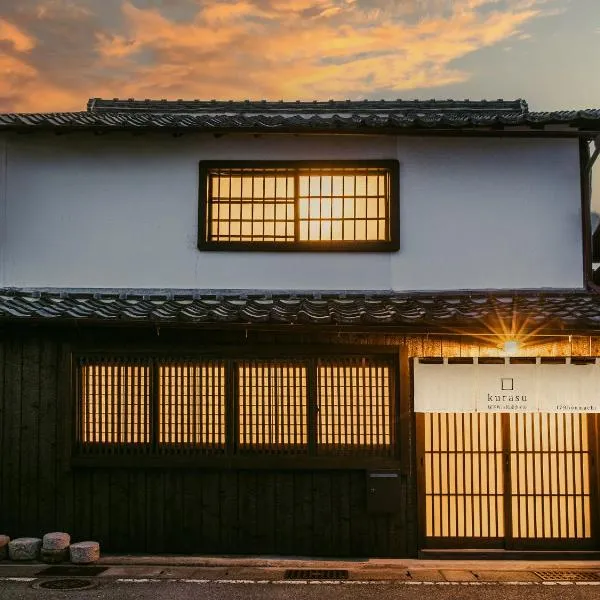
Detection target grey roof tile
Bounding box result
[86,98,529,115]
[0,98,598,133]
[2,289,600,330]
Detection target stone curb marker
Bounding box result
[8,538,42,561]
[43,532,70,551]
[70,541,100,564]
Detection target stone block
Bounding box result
[41,547,69,564]
[0,535,9,560]
[42,532,70,551]
[70,541,100,564]
[8,538,42,561]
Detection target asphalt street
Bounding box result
[2,580,600,600]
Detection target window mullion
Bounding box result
[293,170,300,242]
[226,359,237,457]
[308,358,318,456]
[151,358,159,454]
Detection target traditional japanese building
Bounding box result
[1,98,600,557]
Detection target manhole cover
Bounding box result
[36,578,98,590]
[36,566,107,577]
[285,569,349,580]
[534,571,600,582]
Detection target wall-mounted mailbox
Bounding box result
[366,471,402,514]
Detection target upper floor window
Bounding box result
[198,161,399,251]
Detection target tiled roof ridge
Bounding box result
[1,108,600,132]
[86,97,529,114]
[0,287,594,298]
[1,287,600,328]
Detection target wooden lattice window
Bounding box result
[79,360,151,446]
[158,362,226,449]
[238,361,308,453]
[198,161,399,251]
[76,352,397,460]
[317,360,394,456]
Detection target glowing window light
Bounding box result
[317,362,392,453]
[238,363,308,449]
[205,165,393,244]
[80,363,150,444]
[159,363,226,446]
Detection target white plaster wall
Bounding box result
[2,132,583,291]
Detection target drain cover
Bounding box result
[534,571,600,582]
[36,565,107,577]
[37,578,97,590]
[285,569,349,580]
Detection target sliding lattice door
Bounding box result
[419,413,597,549]
[509,413,594,547]
[420,413,505,547]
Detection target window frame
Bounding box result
[197,160,400,252]
[72,346,400,468]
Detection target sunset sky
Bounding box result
[0,0,598,113]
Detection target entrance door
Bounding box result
[418,412,598,550]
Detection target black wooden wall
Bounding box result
[0,326,416,557]
[4,325,598,556]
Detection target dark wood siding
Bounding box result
[0,324,598,556]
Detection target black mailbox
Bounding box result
[366,470,402,514]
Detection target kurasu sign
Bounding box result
[413,358,600,413]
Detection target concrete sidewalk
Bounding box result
[2,556,600,583]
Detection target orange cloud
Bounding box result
[0,19,36,52]
[0,0,558,111]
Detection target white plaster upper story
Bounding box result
[0,132,584,291]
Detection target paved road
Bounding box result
[1,580,600,600]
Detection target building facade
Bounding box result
[1,98,600,557]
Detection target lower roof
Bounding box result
[2,288,600,332]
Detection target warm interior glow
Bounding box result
[510,413,591,539]
[81,364,150,444]
[238,363,308,447]
[297,174,387,242]
[208,168,389,243]
[81,359,394,454]
[424,412,592,540]
[318,364,391,449]
[424,413,504,538]
[159,363,226,445]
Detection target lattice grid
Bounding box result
[206,166,391,243]
[317,361,393,455]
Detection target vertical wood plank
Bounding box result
[312,471,333,556]
[258,472,276,553]
[3,334,22,535]
[128,471,147,552]
[275,472,295,555]
[201,471,221,553]
[330,471,351,556]
[218,470,238,553]
[38,339,58,533]
[162,470,182,553]
[349,471,367,556]
[56,341,74,535]
[109,470,131,552]
[73,471,93,542]
[145,471,165,553]
[91,470,111,550]
[21,336,41,535]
